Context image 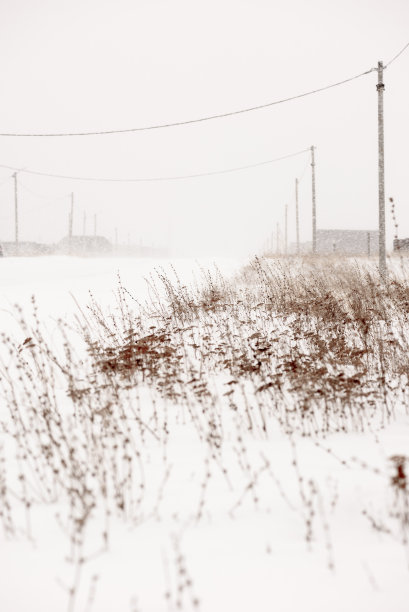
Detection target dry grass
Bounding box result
[1,255,409,610]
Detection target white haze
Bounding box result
[0,0,408,257]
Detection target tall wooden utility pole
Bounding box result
[13,172,19,254]
[295,177,300,255]
[276,222,279,255]
[285,204,288,255]
[311,145,316,254]
[377,61,386,279]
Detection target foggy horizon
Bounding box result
[0,0,408,258]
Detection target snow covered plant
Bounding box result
[1,257,409,611]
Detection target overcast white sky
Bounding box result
[0,0,407,256]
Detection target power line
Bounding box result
[385,40,409,68]
[22,199,64,215]
[0,172,14,188]
[18,180,71,200]
[297,158,310,183]
[0,148,309,183]
[0,68,377,137]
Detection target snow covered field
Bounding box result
[1,255,409,612]
[0,256,240,329]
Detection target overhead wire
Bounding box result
[297,158,311,183]
[0,68,377,137]
[0,148,310,183]
[17,184,72,217]
[385,40,409,68]
[260,148,312,251]
[282,154,311,208]
[24,199,67,215]
[0,41,406,139]
[0,173,14,189]
[17,179,72,200]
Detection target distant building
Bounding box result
[56,235,113,255]
[0,236,169,258]
[0,241,53,256]
[393,238,409,251]
[316,229,379,255]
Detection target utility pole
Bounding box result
[377,61,386,279]
[311,145,317,254]
[285,204,288,255]
[13,173,19,255]
[295,177,300,255]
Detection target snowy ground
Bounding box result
[0,255,409,612]
[0,255,240,326]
